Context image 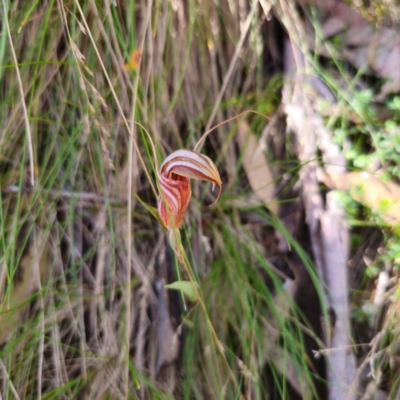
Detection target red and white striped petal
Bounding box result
[158,174,191,229]
[157,149,222,229]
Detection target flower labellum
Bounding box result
[157,149,222,229]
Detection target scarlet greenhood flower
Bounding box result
[157,149,222,229]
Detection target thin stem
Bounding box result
[194,109,271,152]
[2,0,35,187]
[0,359,21,400]
[73,0,158,200]
[171,229,240,391]
[125,0,153,396]
[200,0,258,147]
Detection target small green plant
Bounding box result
[333,92,400,179]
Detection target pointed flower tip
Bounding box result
[157,149,222,229]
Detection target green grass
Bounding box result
[0,0,325,398]
[3,0,400,399]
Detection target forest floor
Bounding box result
[1,0,400,399]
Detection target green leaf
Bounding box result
[135,193,166,230]
[164,281,197,301]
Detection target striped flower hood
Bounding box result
[157,149,222,229]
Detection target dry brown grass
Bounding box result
[1,0,400,399]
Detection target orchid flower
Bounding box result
[157,149,222,229]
